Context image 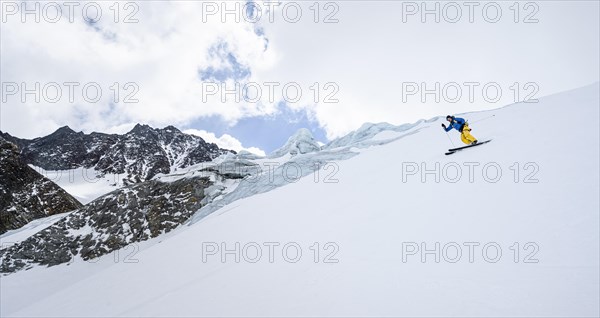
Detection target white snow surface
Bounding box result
[0,212,72,245]
[1,84,598,317]
[269,127,322,158]
[28,167,125,204]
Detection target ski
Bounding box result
[445,140,491,155]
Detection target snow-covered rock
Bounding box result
[0,124,234,184]
[0,176,213,272]
[269,128,321,158]
[0,137,82,234]
[324,120,435,149]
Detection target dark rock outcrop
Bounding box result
[0,137,83,234]
[0,176,212,273]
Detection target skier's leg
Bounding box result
[461,129,477,144]
[460,133,470,144]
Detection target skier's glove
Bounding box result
[441,124,446,129]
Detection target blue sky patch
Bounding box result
[199,42,251,82]
[186,103,327,154]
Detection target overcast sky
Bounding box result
[1,1,598,154]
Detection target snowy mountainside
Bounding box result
[28,167,127,205]
[0,83,598,317]
[0,212,71,245]
[0,158,253,273]
[0,176,212,272]
[269,128,322,158]
[0,124,233,185]
[324,120,431,149]
[0,118,425,271]
[0,137,82,234]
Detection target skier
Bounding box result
[442,115,478,145]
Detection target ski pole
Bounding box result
[445,131,455,147]
[470,114,495,124]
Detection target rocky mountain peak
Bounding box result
[54,125,76,134]
[2,124,234,183]
[162,125,181,133]
[128,123,155,135]
[46,126,81,139]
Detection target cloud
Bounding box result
[1,1,276,138]
[3,1,598,144]
[184,129,266,157]
[249,1,600,139]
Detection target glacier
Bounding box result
[0,83,598,317]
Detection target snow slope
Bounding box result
[0,212,71,245]
[28,167,126,204]
[1,83,598,317]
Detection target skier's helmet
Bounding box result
[446,115,454,121]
